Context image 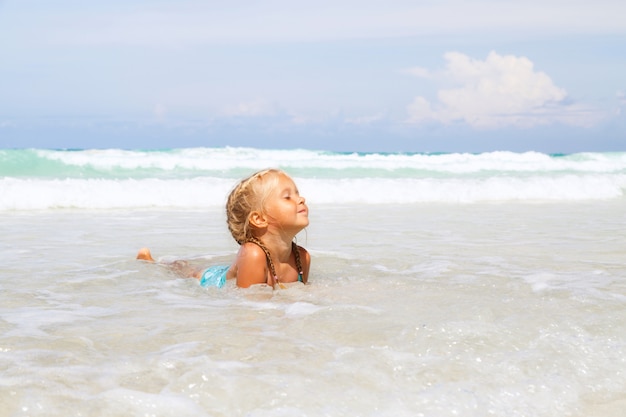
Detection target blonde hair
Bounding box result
[225,168,284,244]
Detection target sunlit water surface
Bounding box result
[1,202,625,416]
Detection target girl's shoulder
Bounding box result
[234,242,270,287]
[295,245,311,272]
[238,241,268,260]
[296,244,310,259]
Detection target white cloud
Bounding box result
[222,99,278,118]
[406,51,602,128]
[402,66,431,78]
[153,103,167,121]
[616,90,626,116]
[345,113,384,125]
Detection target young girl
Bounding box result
[137,169,311,289]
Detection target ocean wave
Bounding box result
[2,148,626,179]
[1,175,624,210]
[2,147,625,210]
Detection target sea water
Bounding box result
[1,148,626,416]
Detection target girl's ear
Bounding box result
[249,211,268,228]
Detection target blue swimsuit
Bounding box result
[199,265,229,288]
[198,265,303,288]
[199,241,304,288]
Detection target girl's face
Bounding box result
[263,173,309,232]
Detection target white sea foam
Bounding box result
[0,177,232,210]
[1,174,625,210]
[33,148,626,174]
[2,148,624,211]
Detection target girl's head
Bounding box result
[226,169,286,244]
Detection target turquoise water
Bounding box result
[2,148,626,179]
[1,147,625,210]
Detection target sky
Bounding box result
[1,0,625,153]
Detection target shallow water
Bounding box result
[1,201,626,416]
